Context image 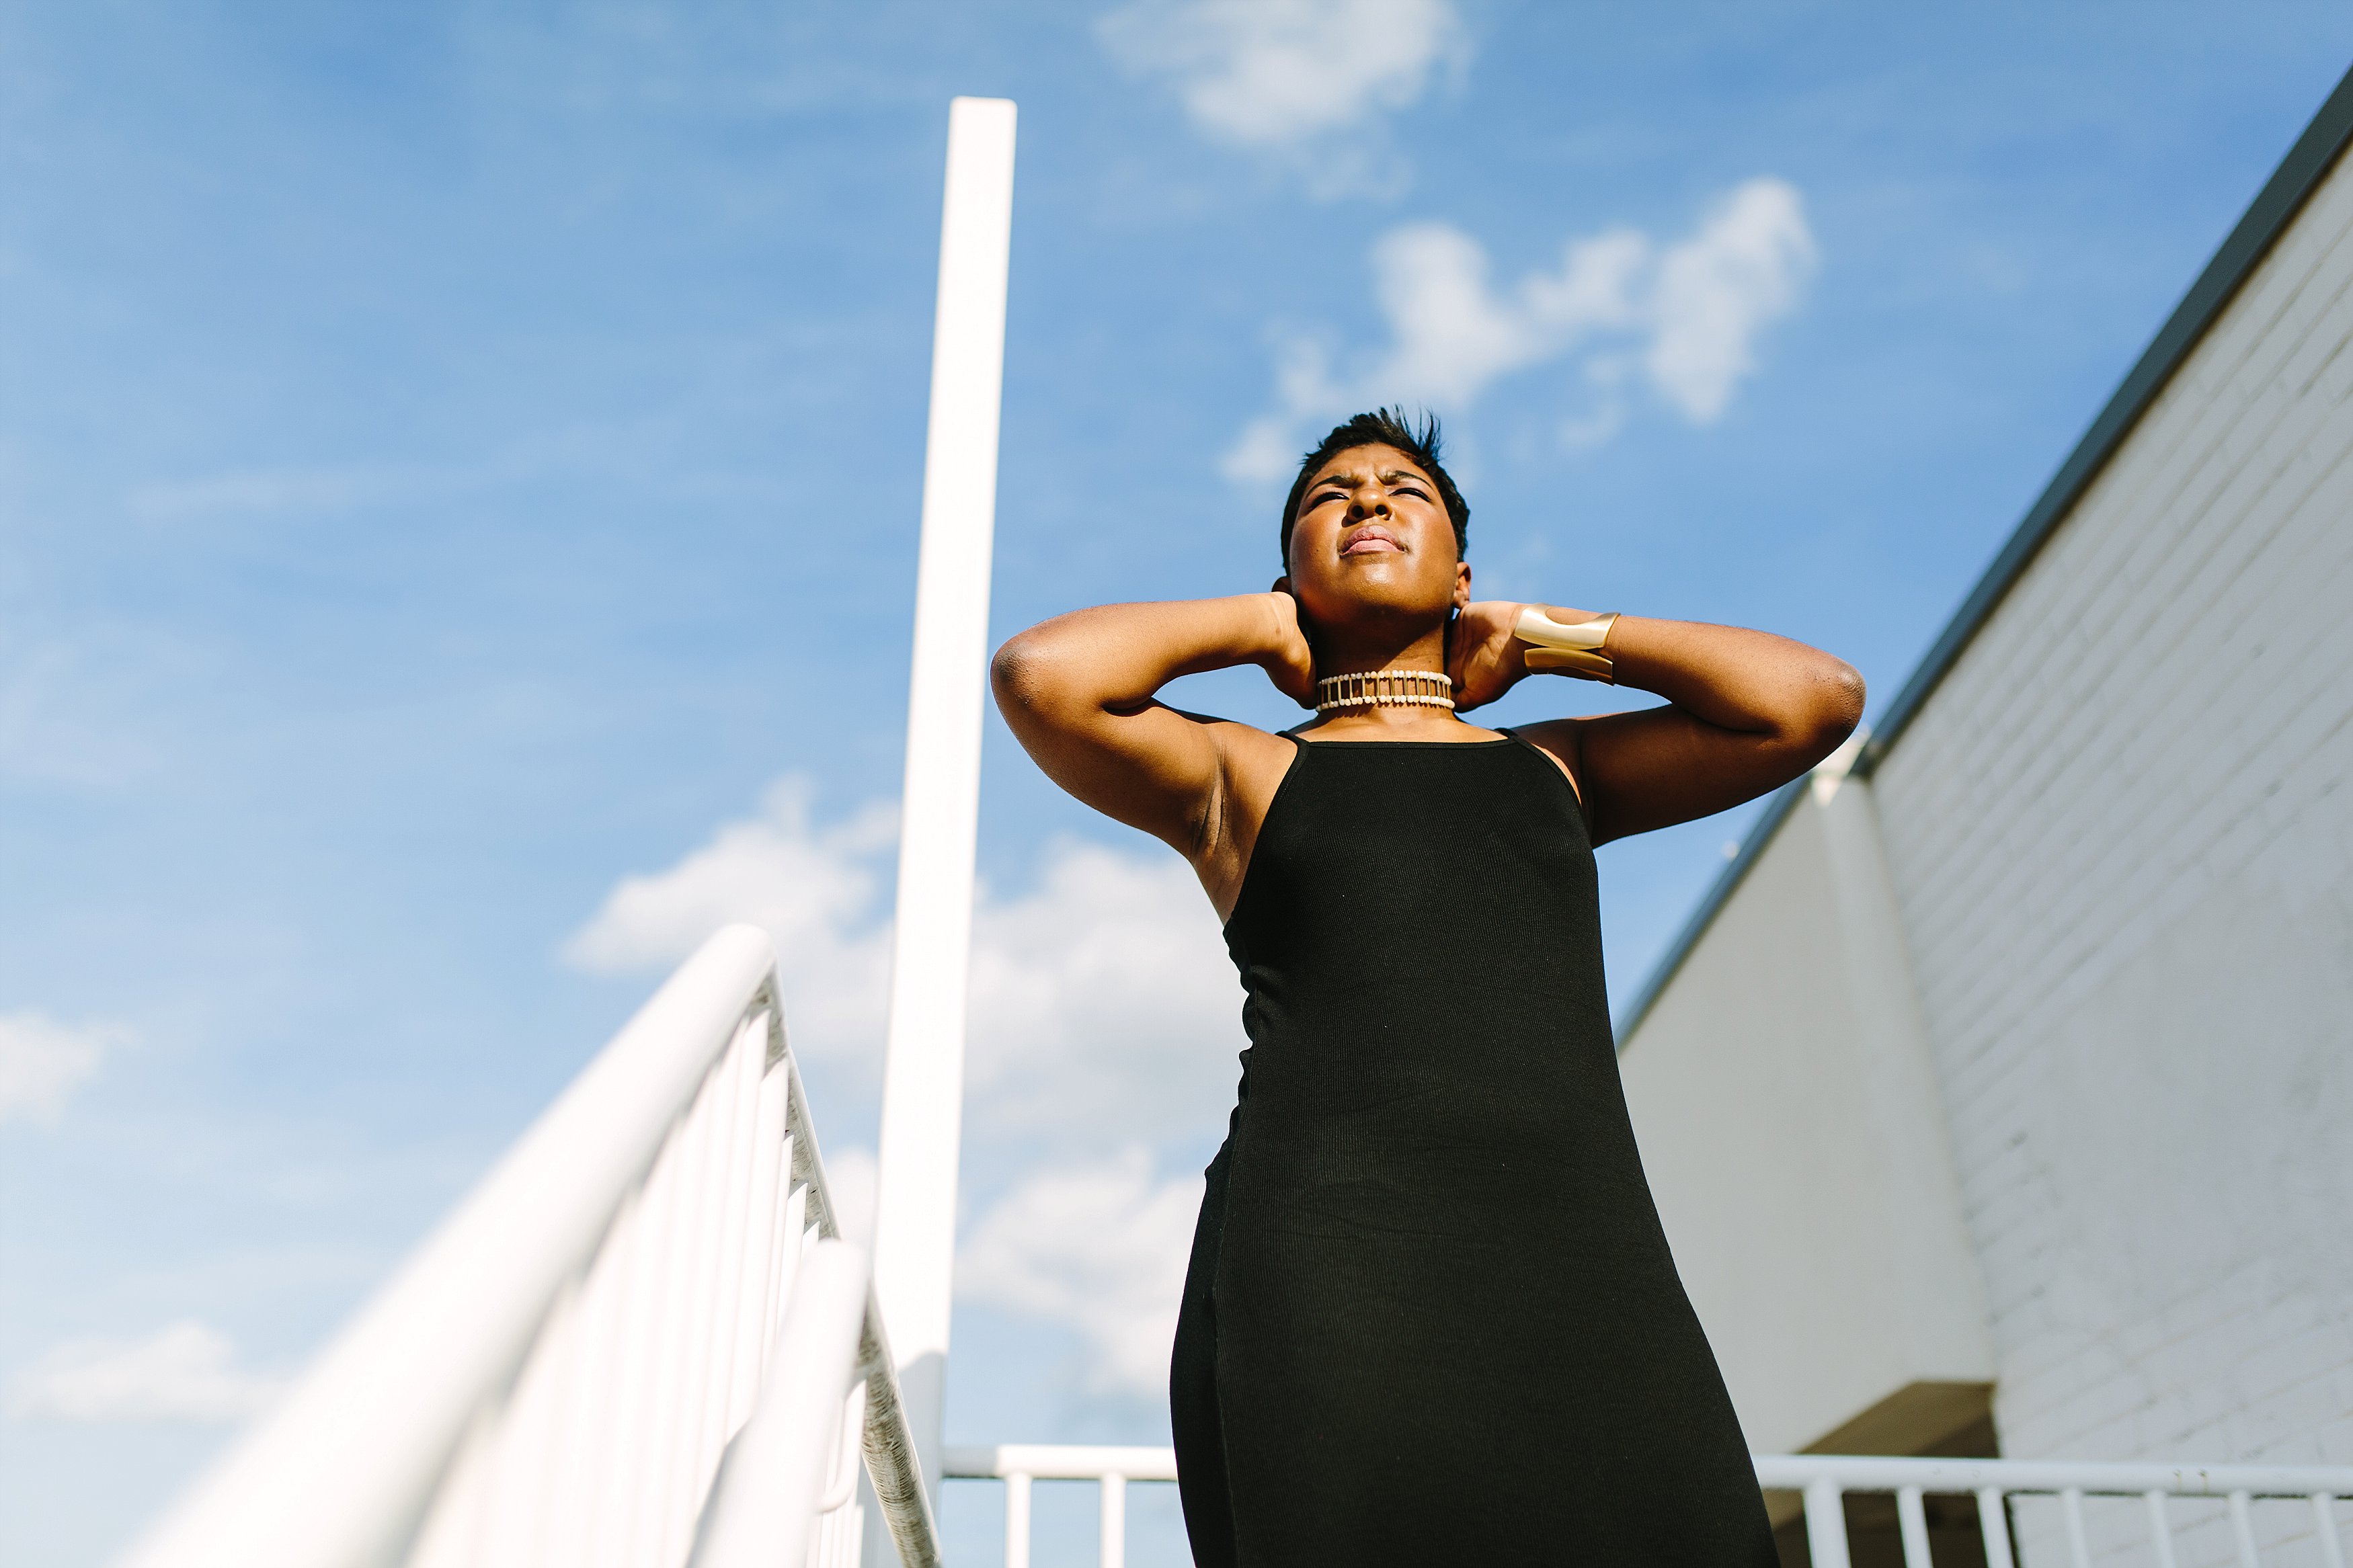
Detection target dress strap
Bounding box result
[1496,726,1585,808]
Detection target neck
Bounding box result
[1305,622,1468,735]
[1312,621,1449,680]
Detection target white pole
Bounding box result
[871,94,1017,1503]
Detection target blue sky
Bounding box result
[4,3,2351,1564]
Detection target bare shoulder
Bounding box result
[1507,717,1587,805]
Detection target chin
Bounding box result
[1304,585,1450,628]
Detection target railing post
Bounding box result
[2060,1487,2091,1568]
[2229,1489,2262,1568]
[1100,1472,1127,1568]
[1803,1478,1851,1568]
[2313,1493,2346,1568]
[2145,1489,2179,1568]
[688,1241,871,1568]
[870,93,1019,1516]
[1976,1488,2016,1568]
[1004,1473,1033,1568]
[1895,1485,1930,1568]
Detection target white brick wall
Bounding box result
[1617,776,1994,1457]
[1870,136,2353,1553]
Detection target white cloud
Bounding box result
[1099,0,1465,147]
[11,1321,285,1422]
[1367,220,1648,406]
[563,778,898,1061]
[563,779,1244,1143]
[965,839,1241,1140]
[1647,178,1818,421]
[958,1150,1203,1396]
[1224,177,1815,479]
[0,1012,123,1122]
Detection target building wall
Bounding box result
[1618,769,1994,1457]
[1868,139,2353,1497]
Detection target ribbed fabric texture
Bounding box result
[1171,733,1776,1567]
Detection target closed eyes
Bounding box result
[1308,480,1431,509]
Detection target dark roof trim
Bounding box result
[1855,60,2353,776]
[1614,61,2353,1049]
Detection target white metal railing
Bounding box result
[1756,1454,2352,1568]
[946,1445,1178,1568]
[119,924,939,1568]
[690,1238,871,1568]
[947,1446,2353,1568]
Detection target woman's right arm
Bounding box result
[990,593,1314,864]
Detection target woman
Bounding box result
[990,409,1862,1566]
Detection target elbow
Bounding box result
[990,634,1044,718]
[990,630,1080,727]
[1801,657,1867,759]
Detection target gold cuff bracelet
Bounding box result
[1515,608,1620,683]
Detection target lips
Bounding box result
[1341,524,1404,556]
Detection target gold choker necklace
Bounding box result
[1314,669,1455,712]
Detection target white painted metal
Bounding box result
[1895,1485,1930,1568]
[947,1445,2353,1568]
[951,1445,2353,1500]
[1004,1473,1033,1568]
[690,1241,871,1568]
[1804,1477,1853,1568]
[1099,1473,1128,1568]
[947,1445,1182,1482]
[946,1446,1174,1568]
[2229,1489,2261,1568]
[1749,1454,2353,1497]
[1977,1489,2016,1568]
[2315,1492,2348,1568]
[2145,1489,2180,1568]
[118,925,940,1568]
[120,927,772,1568]
[817,1383,871,1514]
[2057,1486,2091,1567]
[871,91,1019,1500]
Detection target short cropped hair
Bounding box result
[1278,408,1470,564]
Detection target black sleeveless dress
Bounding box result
[1169,732,1776,1567]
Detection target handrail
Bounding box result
[1752,1453,2353,1497]
[690,1240,871,1568]
[118,924,940,1568]
[947,1444,2351,1568]
[947,1444,1180,1481]
[1759,1452,2352,1568]
[780,1042,941,1567]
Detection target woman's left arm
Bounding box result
[1451,604,1864,845]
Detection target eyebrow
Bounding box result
[1309,467,1431,491]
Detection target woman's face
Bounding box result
[1281,444,1470,641]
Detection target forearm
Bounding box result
[1591,613,1861,749]
[992,595,1291,723]
[1505,607,1863,843]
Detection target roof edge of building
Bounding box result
[1613,60,2353,1050]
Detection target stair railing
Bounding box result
[946,1444,2352,1568]
[119,923,939,1568]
